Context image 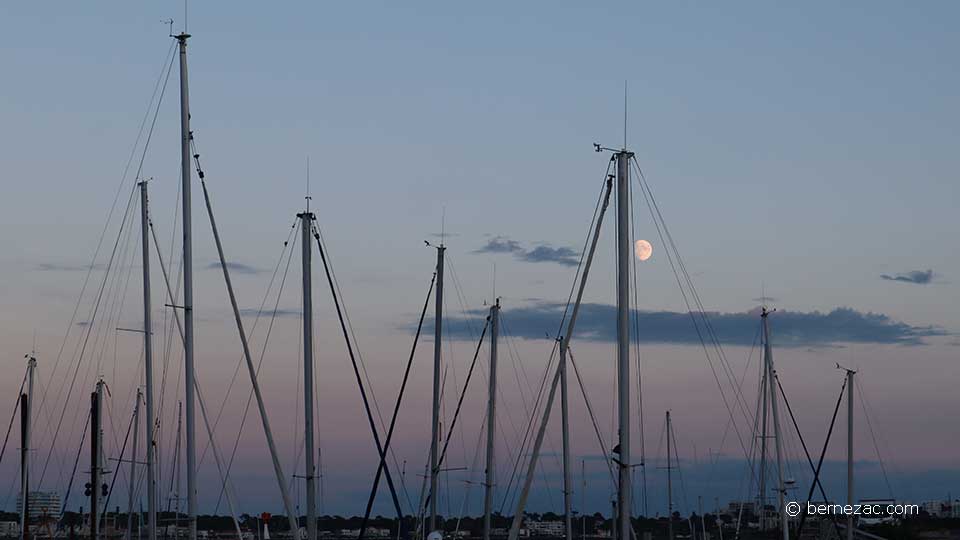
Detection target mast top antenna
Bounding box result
[836,362,857,374]
[305,155,311,212]
[623,80,628,150]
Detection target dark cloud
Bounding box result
[205,261,263,275]
[474,235,523,254]
[880,269,934,285]
[473,235,579,267]
[435,303,945,346]
[519,245,579,267]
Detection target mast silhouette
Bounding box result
[300,207,318,540]
[560,334,573,540]
[482,299,500,540]
[430,243,445,534]
[761,308,788,540]
[126,390,142,540]
[666,411,674,540]
[614,149,633,540]
[174,30,198,540]
[139,179,158,540]
[19,356,35,540]
[844,367,855,540]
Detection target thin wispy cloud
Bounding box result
[35,262,103,272]
[205,261,264,275]
[880,269,934,285]
[433,303,946,346]
[474,235,579,267]
[239,307,300,318]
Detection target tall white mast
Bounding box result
[615,150,632,540]
[139,180,158,540]
[762,309,788,540]
[483,299,500,540]
[300,209,318,540]
[430,244,445,534]
[175,30,198,540]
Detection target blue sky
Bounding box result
[1,1,958,517]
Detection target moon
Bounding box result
[634,239,653,261]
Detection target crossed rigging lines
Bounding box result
[4,43,900,528]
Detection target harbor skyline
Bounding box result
[2,0,958,522]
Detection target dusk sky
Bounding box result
[1,1,958,520]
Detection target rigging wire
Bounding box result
[795,379,848,539]
[36,42,177,493]
[498,162,613,515]
[58,407,91,515]
[36,41,176,457]
[314,218,414,509]
[310,221,407,522]
[358,272,436,537]
[37,183,139,490]
[630,157,756,472]
[626,151,648,516]
[567,347,617,489]
[213,222,299,514]
[496,315,561,512]
[0,370,27,471]
[856,377,895,499]
[429,319,490,502]
[200,218,299,467]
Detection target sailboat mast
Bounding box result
[560,336,573,540]
[759,350,768,531]
[666,411,673,540]
[139,180,158,540]
[507,175,612,540]
[482,299,499,540]
[615,150,632,540]
[846,369,855,540]
[91,381,105,540]
[175,31,198,540]
[19,356,35,540]
[762,309,788,540]
[127,390,142,540]
[300,209,318,540]
[430,244,445,534]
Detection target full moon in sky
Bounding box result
[635,239,653,261]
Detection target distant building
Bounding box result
[923,501,946,517]
[526,521,564,538]
[0,522,19,538]
[16,491,61,522]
